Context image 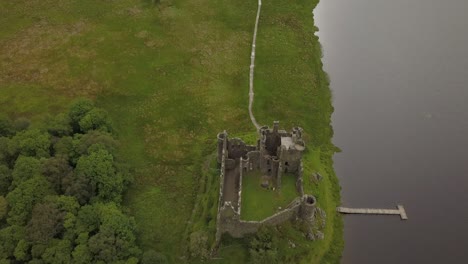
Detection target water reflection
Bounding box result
[314,0,468,263]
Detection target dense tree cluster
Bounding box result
[0,99,145,264]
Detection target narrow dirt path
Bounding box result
[248,0,262,130]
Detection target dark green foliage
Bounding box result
[0,196,7,220]
[13,118,30,132]
[0,225,25,259]
[27,259,44,264]
[0,106,141,263]
[8,129,50,159]
[46,113,72,137]
[41,239,72,264]
[75,205,100,234]
[11,156,41,190]
[14,239,30,261]
[0,137,10,166]
[0,116,14,137]
[0,166,11,196]
[42,156,73,193]
[79,108,113,133]
[76,203,141,263]
[63,171,94,205]
[141,250,169,264]
[71,243,92,264]
[68,99,94,133]
[6,175,52,226]
[74,130,118,157]
[43,195,80,215]
[69,99,112,133]
[52,136,74,159]
[248,227,279,264]
[27,202,66,244]
[31,243,47,259]
[75,149,123,203]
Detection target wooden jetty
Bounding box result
[336,205,408,220]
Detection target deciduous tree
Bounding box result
[6,175,52,225]
[0,225,25,259]
[0,196,7,220]
[79,108,113,133]
[8,129,50,159]
[27,202,66,244]
[0,137,11,166]
[75,149,123,203]
[42,156,72,193]
[0,116,14,137]
[68,99,94,133]
[14,239,30,262]
[0,165,11,196]
[41,239,72,264]
[87,203,141,262]
[46,113,72,137]
[11,156,41,190]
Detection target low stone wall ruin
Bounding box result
[214,129,319,247]
[215,132,228,243]
[216,195,317,241]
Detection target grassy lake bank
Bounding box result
[0,0,342,262]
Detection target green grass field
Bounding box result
[0,0,343,262]
[241,171,298,221]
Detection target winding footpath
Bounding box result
[248,0,262,130]
[247,0,408,221]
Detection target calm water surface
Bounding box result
[314,0,468,263]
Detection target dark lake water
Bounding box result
[314,0,468,263]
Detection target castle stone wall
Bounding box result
[296,160,304,196]
[237,160,244,215]
[215,133,228,244]
[227,138,248,159]
[247,151,260,171]
[214,124,317,247]
[279,147,302,173]
[219,197,311,238]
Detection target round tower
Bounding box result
[300,195,317,221]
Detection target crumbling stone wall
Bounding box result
[217,196,317,239]
[226,138,256,160]
[215,132,228,243]
[237,160,244,216]
[214,124,319,246]
[296,160,304,196]
[279,146,302,173]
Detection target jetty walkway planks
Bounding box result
[336,205,408,220]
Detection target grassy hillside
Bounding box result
[0,0,342,263]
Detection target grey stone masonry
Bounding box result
[214,123,323,245]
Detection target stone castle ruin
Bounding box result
[215,122,325,243]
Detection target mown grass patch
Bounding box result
[241,171,298,221]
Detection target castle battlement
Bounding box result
[214,122,322,244]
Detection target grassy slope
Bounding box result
[251,0,343,262]
[0,0,342,263]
